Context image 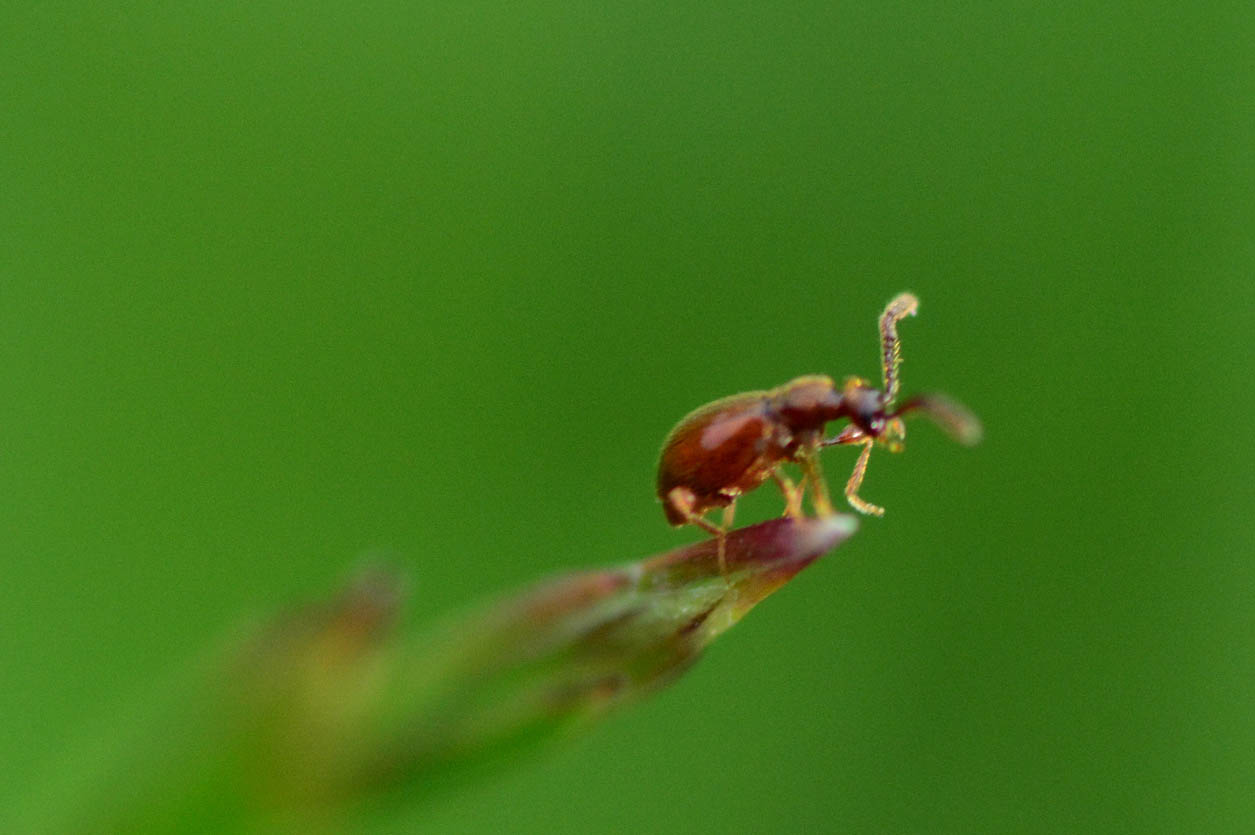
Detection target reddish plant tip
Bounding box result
[642,514,860,587]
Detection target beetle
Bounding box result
[656,292,981,575]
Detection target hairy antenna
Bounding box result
[879,292,919,406]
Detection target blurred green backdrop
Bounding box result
[3,0,1252,831]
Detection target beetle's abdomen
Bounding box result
[656,394,786,522]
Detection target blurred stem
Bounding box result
[19,516,857,832]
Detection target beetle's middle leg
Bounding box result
[771,469,805,519]
[665,486,734,579]
[795,446,835,517]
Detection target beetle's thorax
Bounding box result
[769,375,845,433]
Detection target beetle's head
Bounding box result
[838,377,907,452]
[841,377,886,431]
[843,377,981,449]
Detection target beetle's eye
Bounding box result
[861,402,883,430]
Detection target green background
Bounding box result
[4,0,1252,831]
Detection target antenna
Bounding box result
[879,292,919,406]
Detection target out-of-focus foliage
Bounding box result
[20,518,854,832]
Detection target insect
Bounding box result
[656,292,982,575]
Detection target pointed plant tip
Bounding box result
[797,512,860,552]
[644,513,859,583]
[734,513,859,570]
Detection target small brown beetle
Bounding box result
[656,292,981,574]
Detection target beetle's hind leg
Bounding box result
[664,486,735,580]
[717,503,736,579]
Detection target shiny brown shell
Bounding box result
[656,391,795,524]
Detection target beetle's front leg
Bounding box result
[820,425,867,447]
[842,440,884,516]
[820,427,884,516]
